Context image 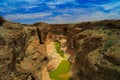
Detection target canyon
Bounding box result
[0,16,120,80]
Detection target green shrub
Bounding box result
[54,41,64,57]
[105,38,117,48]
[107,31,112,35]
[100,26,106,30]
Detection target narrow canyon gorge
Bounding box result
[0,16,120,80]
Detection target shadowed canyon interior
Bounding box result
[0,16,120,80]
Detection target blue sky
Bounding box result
[0,0,120,24]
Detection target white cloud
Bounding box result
[46,0,76,9]
[46,8,120,23]
[23,5,38,9]
[24,0,39,3]
[4,12,52,20]
[100,1,120,10]
[47,0,75,5]
[0,8,5,13]
[0,7,17,13]
[8,0,75,6]
[8,0,39,4]
[1,0,120,24]
[47,5,57,9]
[63,14,71,16]
[76,12,120,22]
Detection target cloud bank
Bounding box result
[0,0,120,24]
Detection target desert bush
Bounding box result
[105,38,117,48]
[54,41,64,57]
[107,30,113,35]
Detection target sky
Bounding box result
[0,0,120,24]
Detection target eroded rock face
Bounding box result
[18,36,49,80]
[0,25,28,80]
[34,22,51,44]
[0,22,49,80]
[70,28,120,80]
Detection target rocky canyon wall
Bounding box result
[0,16,120,80]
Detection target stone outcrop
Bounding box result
[34,22,51,44]
[0,24,28,80]
[69,25,120,80]
[0,16,5,25]
[0,18,49,80]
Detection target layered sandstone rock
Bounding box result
[0,18,49,80]
[69,27,120,80]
